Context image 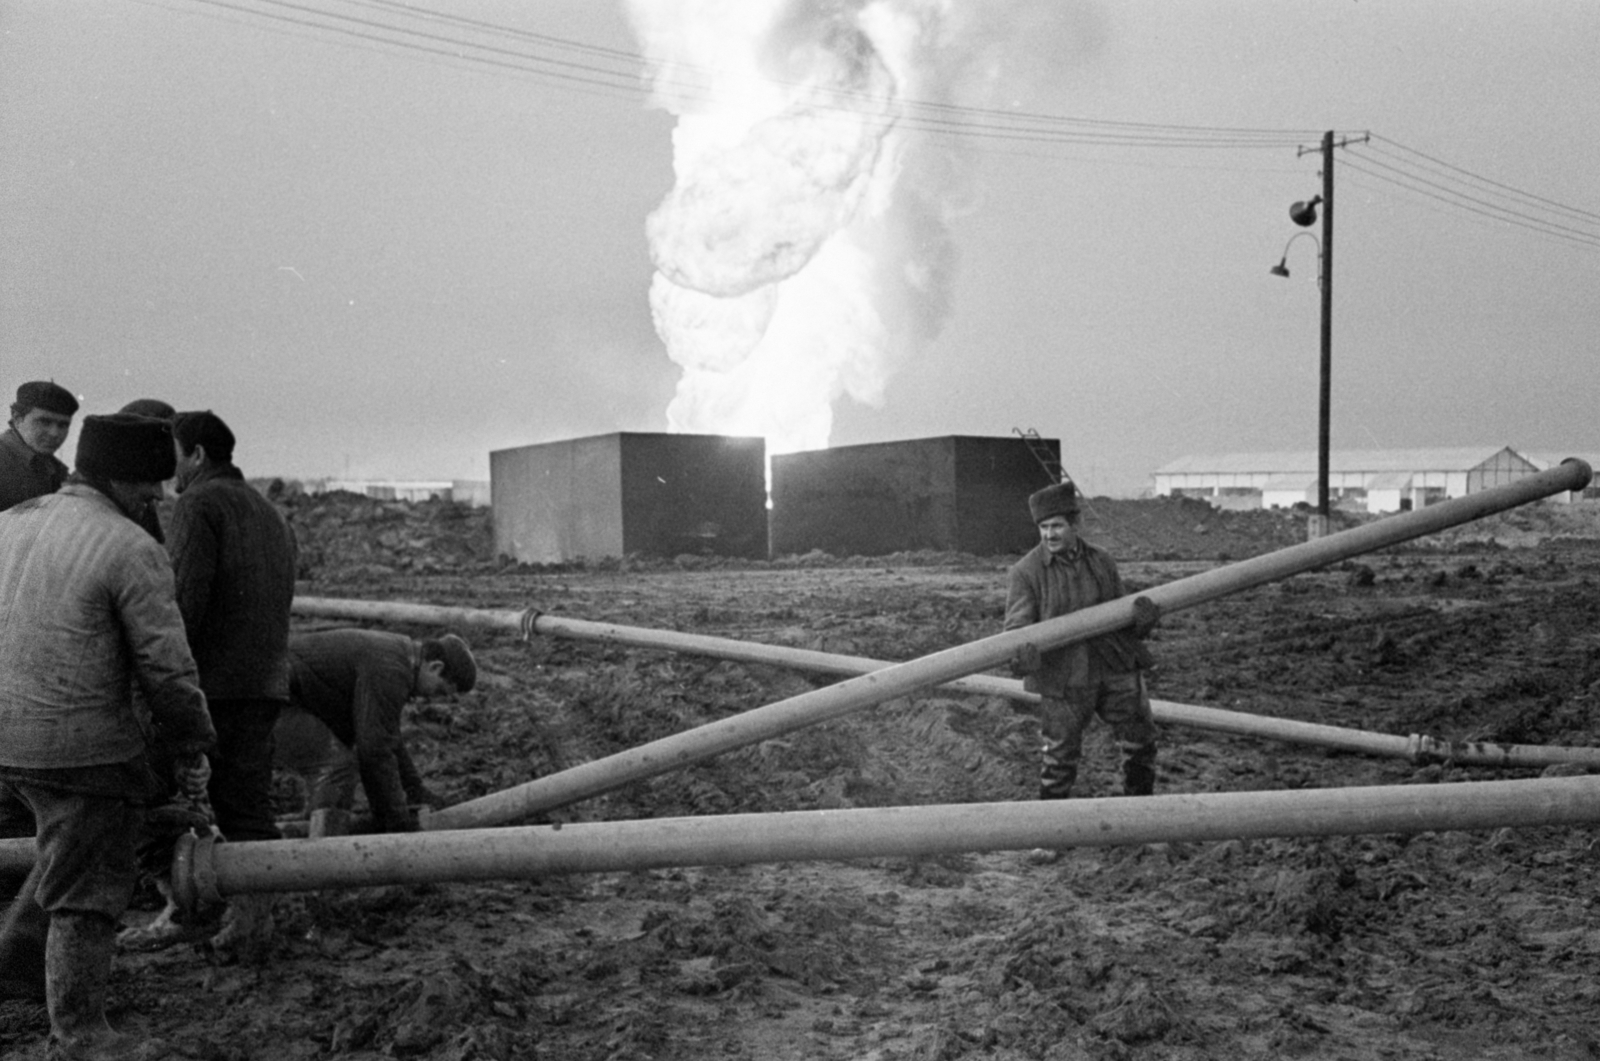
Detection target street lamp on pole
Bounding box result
[1271,130,1335,540]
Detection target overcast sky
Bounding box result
[3,1,1596,496]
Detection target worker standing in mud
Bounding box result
[274,629,476,835]
[0,414,215,1057]
[168,410,297,958]
[1005,481,1161,804]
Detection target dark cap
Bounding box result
[1028,482,1079,523]
[420,633,477,693]
[118,398,176,421]
[15,381,79,417]
[75,413,177,483]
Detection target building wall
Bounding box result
[1466,449,1540,492]
[952,437,1060,552]
[491,433,767,563]
[616,434,768,559]
[450,480,491,507]
[770,436,1051,557]
[491,435,625,564]
[1156,448,1544,514]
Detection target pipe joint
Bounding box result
[170,829,223,915]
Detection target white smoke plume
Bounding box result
[625,0,1006,456]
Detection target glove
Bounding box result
[1131,596,1161,639]
[173,752,211,799]
[1011,641,1042,677]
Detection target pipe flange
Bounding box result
[519,607,544,641]
[169,831,198,914]
[192,830,222,906]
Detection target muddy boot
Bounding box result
[1122,761,1156,797]
[1122,746,1157,797]
[0,887,50,1001]
[209,894,276,963]
[116,879,213,954]
[1029,776,1076,864]
[43,911,146,1060]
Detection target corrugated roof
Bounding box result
[1155,447,1519,476]
[1260,474,1317,491]
[1366,471,1413,490]
[1523,452,1600,472]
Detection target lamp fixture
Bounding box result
[1269,230,1322,283]
[1289,195,1323,228]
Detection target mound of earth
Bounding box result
[5,494,1600,1060]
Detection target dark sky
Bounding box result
[3,1,1597,495]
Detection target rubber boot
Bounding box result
[209,893,276,963]
[1038,767,1076,802]
[1123,761,1156,797]
[0,882,49,1001]
[1030,770,1077,864]
[44,910,164,1060]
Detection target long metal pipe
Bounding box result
[5,718,1592,879]
[424,459,1591,828]
[163,774,1600,900]
[1153,700,1600,769]
[295,596,1600,771]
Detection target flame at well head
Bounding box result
[626,0,975,457]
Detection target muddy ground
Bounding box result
[6,494,1600,1060]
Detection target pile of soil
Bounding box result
[6,496,1600,1060]
[275,489,1318,577]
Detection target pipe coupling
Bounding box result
[169,829,223,914]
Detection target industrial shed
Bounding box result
[1152,447,1542,514]
[490,432,767,563]
[769,435,1055,558]
[1525,453,1600,503]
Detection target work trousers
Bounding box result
[0,777,143,997]
[1038,672,1158,799]
[208,699,285,843]
[273,705,360,815]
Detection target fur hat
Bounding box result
[420,633,477,693]
[75,413,176,483]
[1028,482,1080,523]
[118,398,176,421]
[15,380,78,417]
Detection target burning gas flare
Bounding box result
[626,0,994,456]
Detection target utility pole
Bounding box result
[1281,129,1367,539]
[1317,130,1333,533]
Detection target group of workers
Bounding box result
[0,380,477,1061]
[0,376,1160,1059]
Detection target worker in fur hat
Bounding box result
[1004,481,1161,815]
[0,413,215,1057]
[0,380,80,513]
[274,629,477,835]
[116,398,177,542]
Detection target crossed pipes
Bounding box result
[2,460,1595,907]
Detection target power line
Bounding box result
[1367,135,1600,225]
[146,0,1600,248]
[164,0,1322,149]
[165,0,650,100]
[1337,154,1600,251]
